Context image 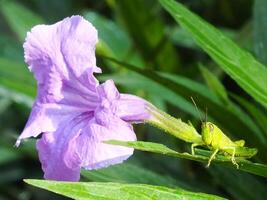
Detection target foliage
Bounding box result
[25,179,226,200]
[0,0,267,199]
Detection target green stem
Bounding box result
[146,104,203,144]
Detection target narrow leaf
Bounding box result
[114,0,179,72]
[199,65,229,104]
[253,0,267,65]
[0,1,44,42]
[106,140,267,178]
[100,56,267,161]
[209,167,267,200]
[199,65,266,143]
[82,163,189,189]
[24,179,226,200]
[232,94,267,137]
[0,58,36,97]
[0,147,20,165]
[100,73,205,118]
[159,0,267,108]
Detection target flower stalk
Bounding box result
[146,104,203,145]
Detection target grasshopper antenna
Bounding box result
[205,107,208,123]
[190,96,203,123]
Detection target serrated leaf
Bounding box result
[159,0,267,108]
[24,179,226,200]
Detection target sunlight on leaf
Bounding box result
[24,179,226,200]
[159,0,267,108]
[106,140,267,178]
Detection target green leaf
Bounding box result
[199,65,266,143]
[0,57,36,97]
[0,146,20,165]
[231,94,267,137]
[100,56,267,162]
[253,0,267,65]
[209,167,267,200]
[81,163,189,189]
[99,72,205,118]
[24,179,226,200]
[84,11,146,69]
[84,11,171,110]
[0,86,33,107]
[106,140,267,178]
[0,168,24,184]
[170,27,236,50]
[0,0,44,42]
[159,0,267,108]
[0,35,23,61]
[169,27,199,49]
[84,12,130,60]
[0,58,33,84]
[199,65,229,104]
[0,95,11,114]
[114,0,179,72]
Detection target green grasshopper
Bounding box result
[188,98,258,168]
[147,100,258,168]
[191,121,258,168]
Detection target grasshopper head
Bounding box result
[201,122,214,146]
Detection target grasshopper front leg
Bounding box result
[206,149,219,167]
[191,143,203,155]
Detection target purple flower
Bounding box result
[16,16,150,181]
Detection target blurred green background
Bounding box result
[1,0,267,199]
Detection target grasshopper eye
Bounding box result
[208,123,214,133]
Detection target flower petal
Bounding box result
[24,15,100,104]
[36,113,91,181]
[73,116,136,170]
[16,103,91,146]
[96,80,150,123]
[18,16,101,144]
[97,80,119,101]
[37,133,81,181]
[36,112,135,181]
[115,94,151,123]
[24,15,100,84]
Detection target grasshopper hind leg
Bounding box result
[223,146,239,169]
[234,140,245,147]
